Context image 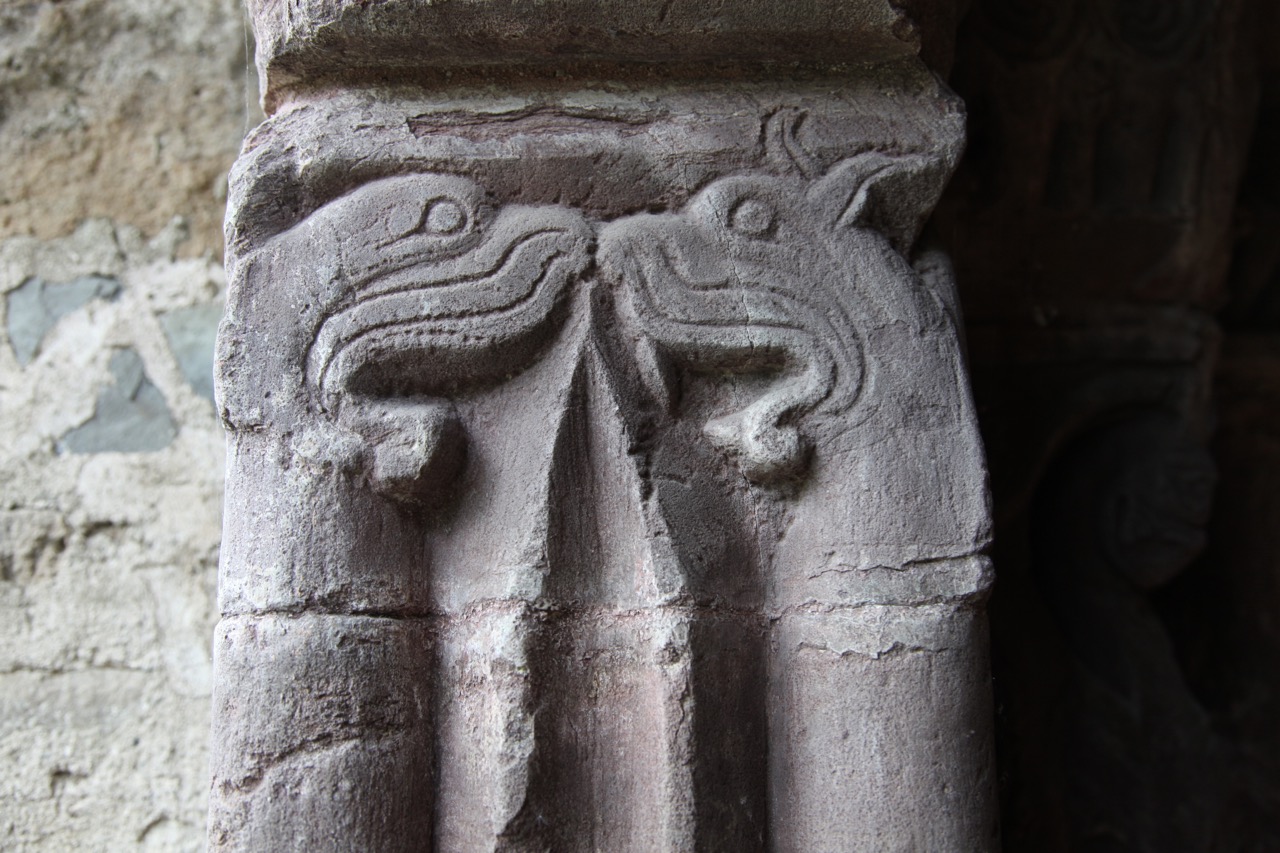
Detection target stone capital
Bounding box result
[211,2,996,850]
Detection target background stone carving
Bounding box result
[938,0,1280,848]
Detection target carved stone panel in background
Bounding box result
[932,0,1274,848]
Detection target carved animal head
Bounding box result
[302,173,593,409]
[224,171,593,507]
[598,142,943,484]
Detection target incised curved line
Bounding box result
[335,226,577,312]
[308,224,587,399]
[315,249,571,399]
[618,227,862,420]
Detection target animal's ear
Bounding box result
[808,152,949,253]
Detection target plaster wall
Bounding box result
[0,2,251,848]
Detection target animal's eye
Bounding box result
[729,198,775,237]
[423,197,468,235]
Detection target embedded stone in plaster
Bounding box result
[160,302,223,402]
[6,274,120,365]
[59,348,177,454]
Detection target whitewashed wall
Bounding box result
[0,2,251,848]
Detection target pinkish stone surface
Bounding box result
[210,3,997,850]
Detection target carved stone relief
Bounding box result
[209,7,996,848]
[934,0,1261,847]
[1030,414,1228,851]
